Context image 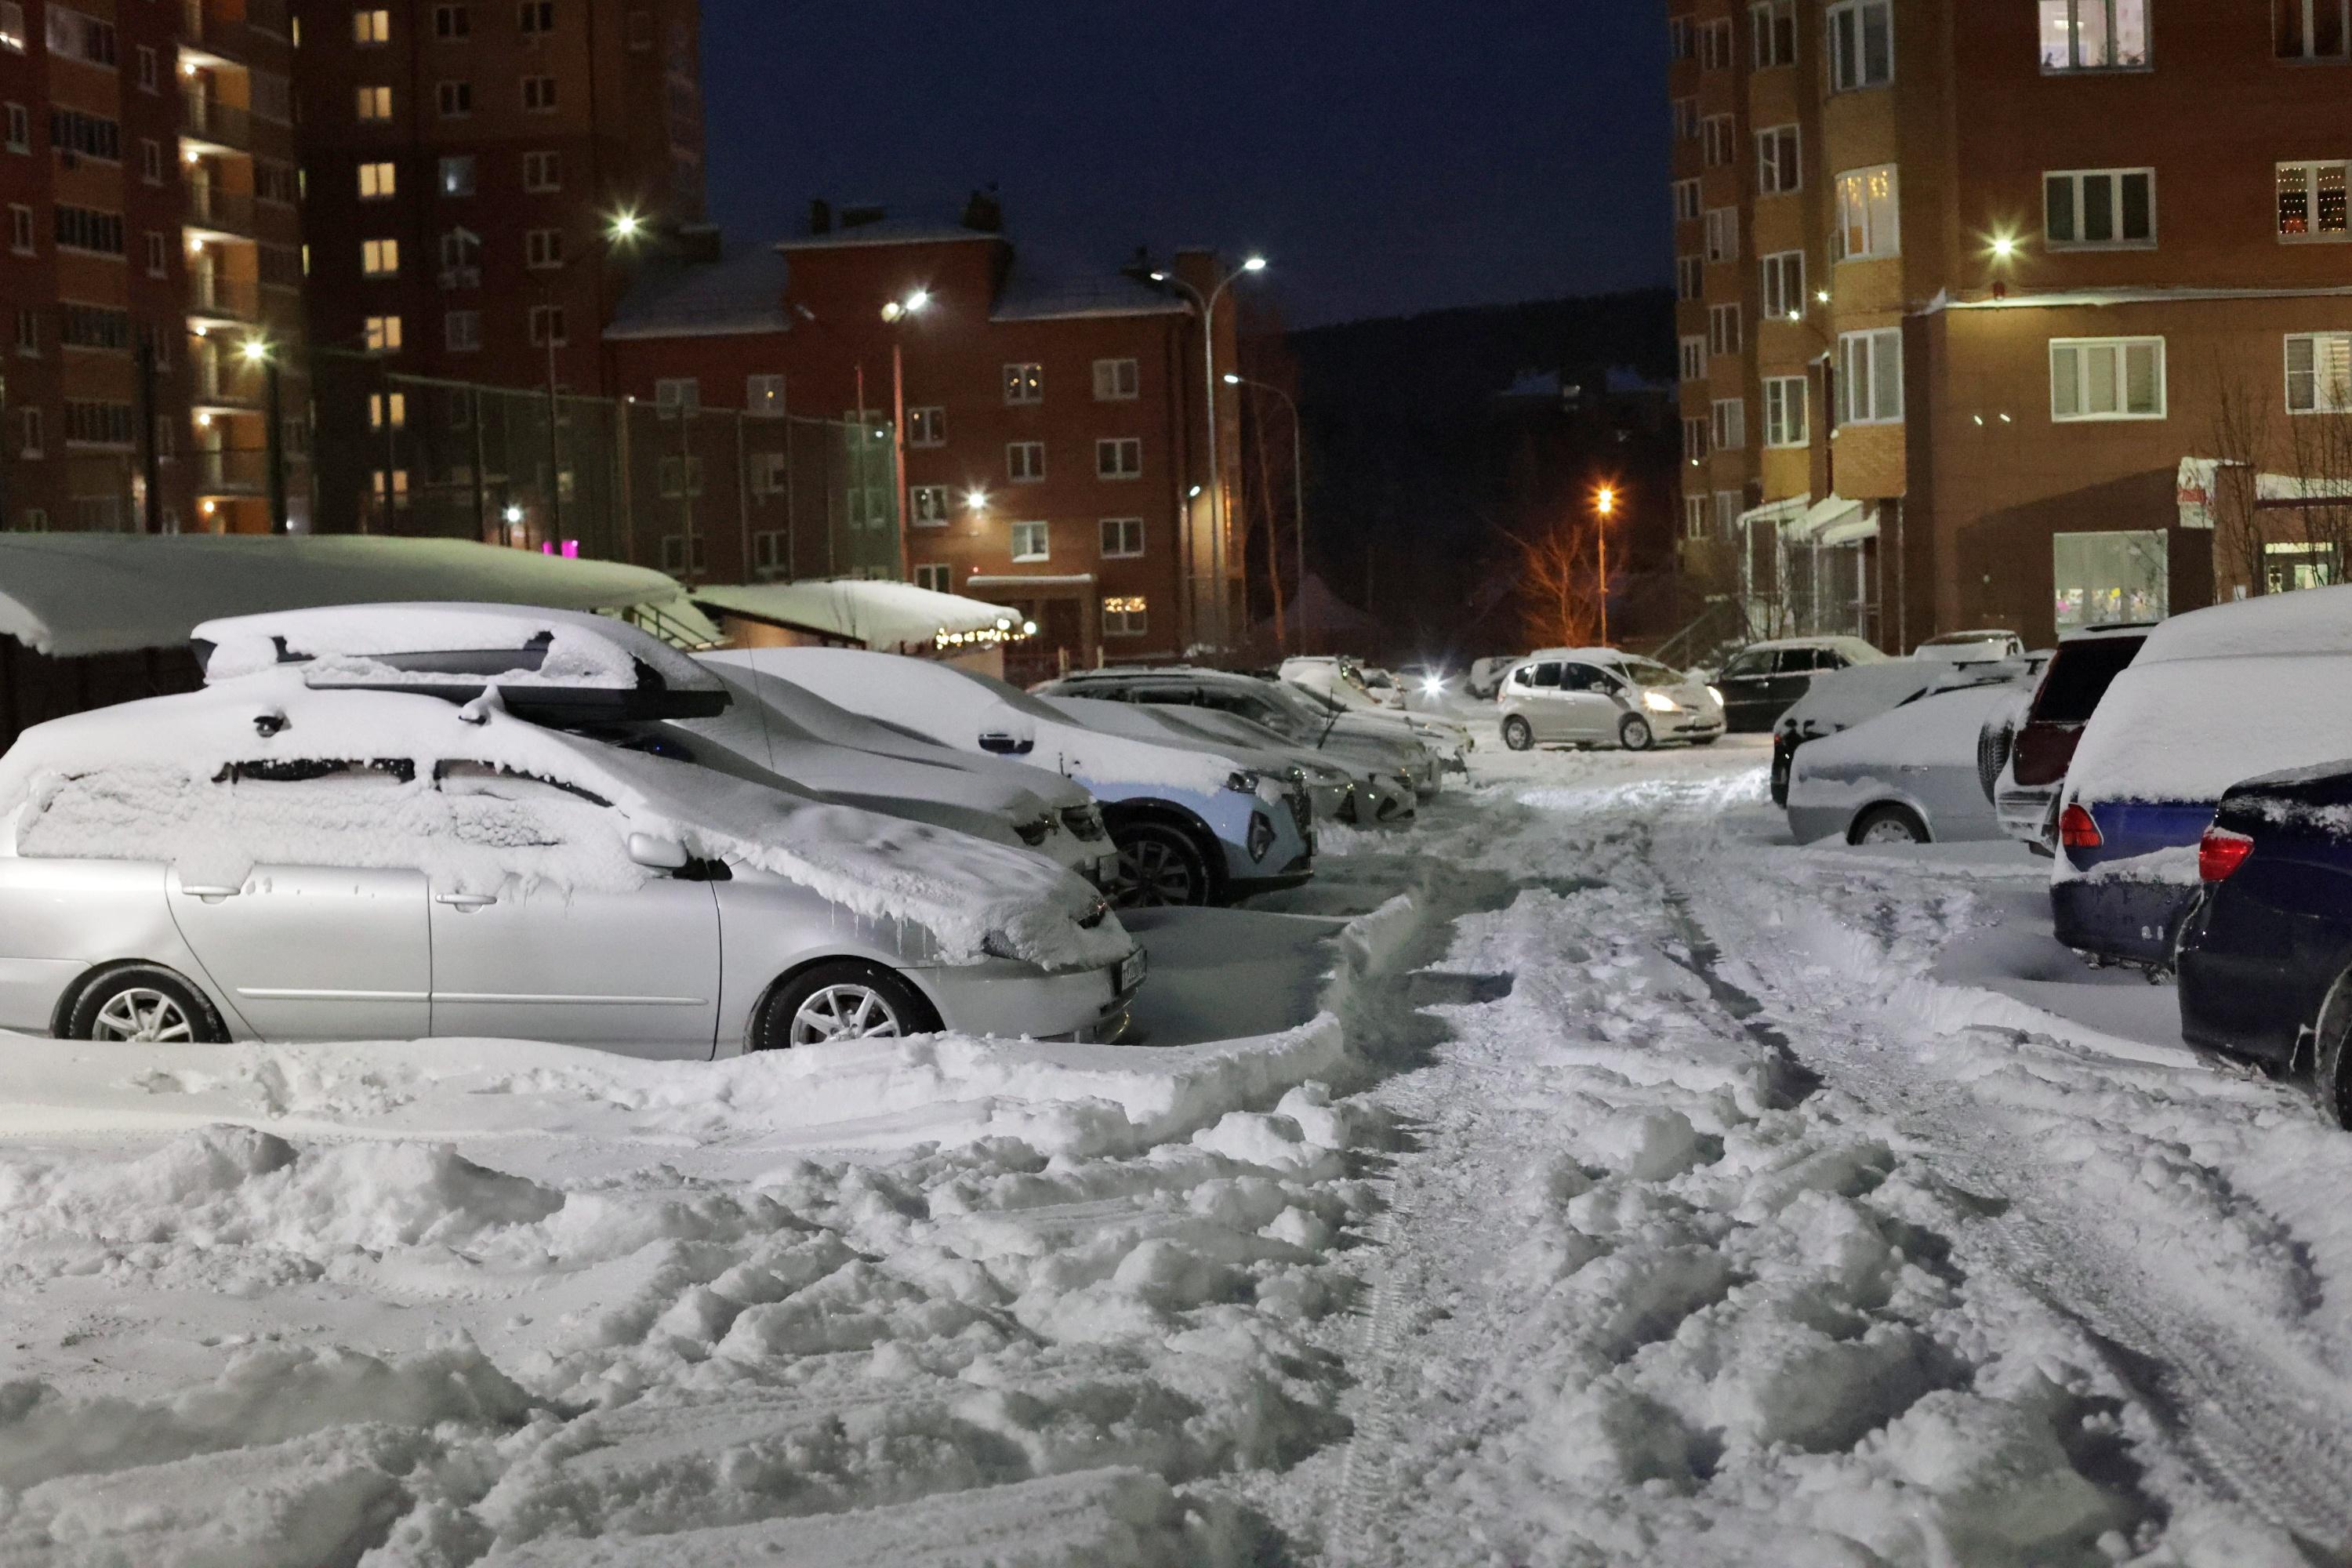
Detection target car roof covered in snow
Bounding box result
[1733,636,1888,659]
[193,603,723,695]
[2132,583,2352,666]
[691,579,1025,656]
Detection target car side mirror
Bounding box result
[627,831,690,870]
[978,733,1035,756]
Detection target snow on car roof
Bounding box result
[2067,652,2352,808]
[2132,583,2352,666]
[0,534,689,659]
[192,603,723,695]
[0,670,1123,971]
[1778,659,1961,736]
[690,579,1025,655]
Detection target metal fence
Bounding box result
[307,353,902,586]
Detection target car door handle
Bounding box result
[180,884,241,901]
[434,892,499,909]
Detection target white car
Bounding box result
[1496,648,1726,751]
[1040,695,1357,822]
[741,648,1316,909]
[1276,662,1473,779]
[1915,629,2027,664]
[1784,677,2033,845]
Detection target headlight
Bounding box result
[1421,676,1445,697]
[1643,690,1680,713]
[1224,770,1261,794]
[1707,685,1724,706]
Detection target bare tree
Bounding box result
[2206,354,2275,599]
[1511,512,1604,649]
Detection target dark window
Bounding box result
[2031,637,2144,725]
[1530,662,1563,689]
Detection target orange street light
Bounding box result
[1594,485,1620,644]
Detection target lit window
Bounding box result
[2288,332,2352,413]
[1011,521,1049,561]
[746,374,785,414]
[440,155,476,197]
[1838,328,1904,425]
[364,315,402,352]
[2278,160,2350,240]
[1004,363,1043,405]
[368,391,408,429]
[1835,165,1900,260]
[2050,337,2165,421]
[2045,168,2155,248]
[0,2,23,53]
[361,238,400,276]
[2039,0,2150,71]
[1102,596,1149,637]
[356,85,393,122]
[907,405,945,445]
[358,161,397,199]
[352,9,390,43]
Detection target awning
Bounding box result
[1818,511,1880,548]
[1736,494,1811,529]
[1793,494,1863,540]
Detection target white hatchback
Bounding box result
[1497,650,1726,751]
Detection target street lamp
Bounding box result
[878,289,931,582]
[243,336,287,535]
[1594,485,1619,646]
[1223,371,1307,655]
[1131,254,1268,651]
[608,208,644,243]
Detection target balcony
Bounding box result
[187,274,263,325]
[185,183,258,238]
[194,448,270,495]
[180,97,252,154]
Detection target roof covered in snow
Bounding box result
[776,217,1002,252]
[691,579,1024,655]
[991,249,1190,322]
[604,242,791,341]
[0,535,691,660]
[2135,581,2352,665]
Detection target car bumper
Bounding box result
[913,949,1145,1041]
[1784,803,1850,844]
[1996,784,2056,848]
[1664,714,1725,743]
[2050,877,2201,968]
[1307,779,1353,821]
[2178,944,2308,1069]
[1230,851,1316,898]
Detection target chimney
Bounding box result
[808,198,833,236]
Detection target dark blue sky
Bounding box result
[697,0,1670,328]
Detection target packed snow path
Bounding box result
[1305,742,2350,1567]
[7,739,2352,1563]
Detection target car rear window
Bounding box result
[2032,637,2144,725]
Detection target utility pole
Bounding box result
[1595,485,1617,646]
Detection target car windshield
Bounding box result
[1621,657,1682,688]
[2033,637,2145,724]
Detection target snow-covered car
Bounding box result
[1032,666,1423,820]
[1283,655,1403,710]
[0,669,1145,1053]
[1784,677,2034,845]
[744,648,1316,909]
[1281,673,1473,779]
[1712,636,1888,733]
[1039,694,1357,824]
[1980,624,2149,849]
[1770,657,1974,805]
[1496,649,1725,752]
[1915,629,2027,664]
[685,655,1116,885]
[2056,586,2352,969]
[1465,655,1518,700]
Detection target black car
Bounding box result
[2177,761,2352,1123]
[1715,639,1885,733]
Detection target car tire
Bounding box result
[67,965,227,1044]
[2312,969,2352,1127]
[753,960,941,1051]
[1109,821,1214,909]
[1501,716,1534,752]
[1618,714,1656,752]
[1849,804,1930,846]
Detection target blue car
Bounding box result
[2052,797,2216,967]
[2177,762,2352,1122]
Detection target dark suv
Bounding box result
[1986,624,2149,847]
[1714,638,1885,733]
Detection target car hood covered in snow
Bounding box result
[0,672,1127,972]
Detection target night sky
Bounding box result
[697,0,1670,329]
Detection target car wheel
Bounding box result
[754,960,940,1051]
[1618,714,1656,752]
[2312,969,2352,1127]
[1501,715,1534,752]
[1849,804,1930,846]
[1109,822,1213,908]
[69,965,226,1044]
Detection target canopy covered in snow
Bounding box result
[691,579,1025,655]
[0,535,691,659]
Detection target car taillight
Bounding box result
[2058,803,2103,849]
[2198,826,2255,883]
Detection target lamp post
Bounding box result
[1222,371,1305,655]
[880,289,930,585]
[1594,485,1618,646]
[1134,255,1265,652]
[243,335,285,534]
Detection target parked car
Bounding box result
[1496,649,1726,752]
[1466,656,1518,700]
[2177,762,2352,1116]
[2056,585,2352,968]
[1772,658,1975,806]
[1980,624,2150,848]
[746,648,1315,909]
[1915,629,2027,664]
[1032,666,1426,817]
[1039,694,1357,824]
[0,667,1145,1053]
[1711,637,1887,733]
[1281,655,1392,710]
[1784,677,2033,845]
[1272,670,1475,780]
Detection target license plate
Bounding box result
[1117,950,1148,993]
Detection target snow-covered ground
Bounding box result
[9,733,2352,1564]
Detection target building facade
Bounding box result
[604,207,1250,673]
[292,0,703,531]
[1669,0,2352,650]
[1,0,305,537]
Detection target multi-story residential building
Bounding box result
[1669,0,2352,650]
[603,201,1250,674]
[292,0,704,531]
[0,0,304,536]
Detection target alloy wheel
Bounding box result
[1115,839,1197,907]
[1858,818,1922,845]
[91,987,195,1044]
[789,984,906,1044]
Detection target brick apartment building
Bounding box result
[603,201,1251,673]
[292,0,703,530]
[1,0,305,537]
[1669,0,2352,651]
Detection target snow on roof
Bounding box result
[776,219,1000,252]
[191,602,724,696]
[0,535,688,660]
[2133,583,2352,665]
[990,253,1190,322]
[692,579,1024,655]
[604,244,791,341]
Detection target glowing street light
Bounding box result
[1594,485,1621,645]
[241,336,270,365]
[964,487,989,513]
[1241,255,1268,273]
[608,209,644,242]
[1990,234,2017,260]
[503,504,525,525]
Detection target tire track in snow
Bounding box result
[1648,772,2352,1557]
